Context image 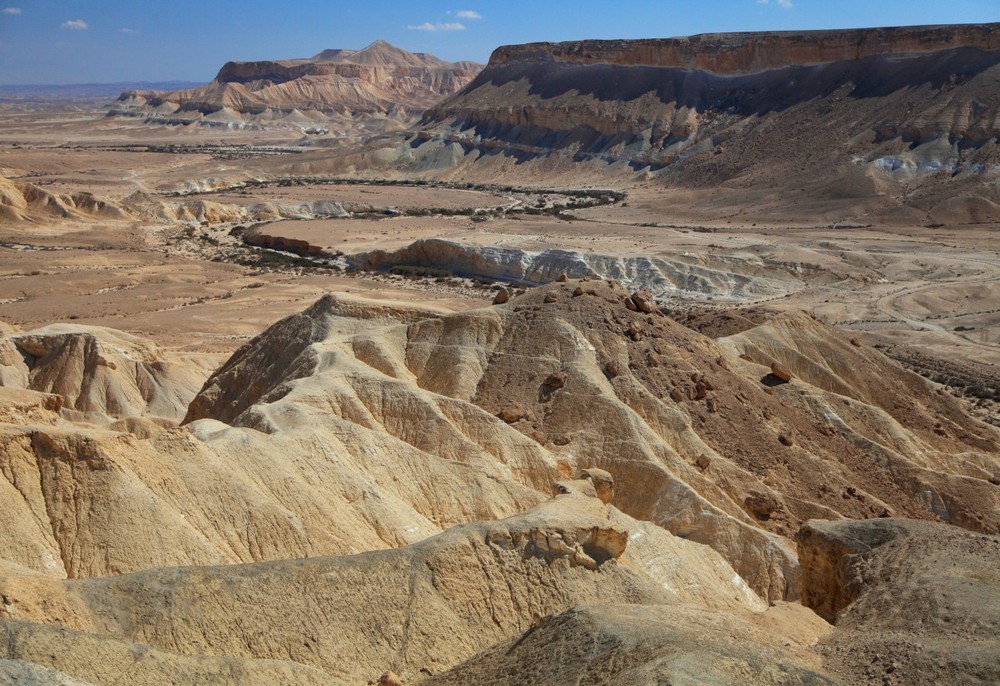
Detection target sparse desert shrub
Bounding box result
[388,265,452,279]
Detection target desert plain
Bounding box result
[3,99,998,409]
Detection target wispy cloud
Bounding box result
[2,7,21,15]
[456,10,482,19]
[120,27,137,33]
[408,21,466,31]
[61,18,89,30]
[757,0,793,7]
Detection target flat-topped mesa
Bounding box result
[488,23,1000,74]
[213,60,318,84]
[416,22,1000,222]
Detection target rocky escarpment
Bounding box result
[350,238,793,300]
[489,24,1000,73]
[415,23,1000,223]
[111,41,482,128]
[797,518,1000,685]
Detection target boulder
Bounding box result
[630,290,658,314]
[770,362,793,383]
[581,468,615,505]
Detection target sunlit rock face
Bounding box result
[110,41,482,129]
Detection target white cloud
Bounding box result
[121,27,137,33]
[408,21,466,31]
[2,7,21,15]
[757,0,793,6]
[61,18,89,30]
[456,10,482,19]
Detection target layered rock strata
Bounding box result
[112,41,482,126]
[414,23,1000,221]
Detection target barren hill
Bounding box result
[0,323,204,423]
[1,282,998,683]
[2,283,988,596]
[111,40,482,129]
[0,176,128,224]
[182,281,1000,601]
[405,23,1000,224]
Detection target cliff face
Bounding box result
[489,24,1000,73]
[111,40,482,126]
[213,59,317,84]
[416,24,1000,223]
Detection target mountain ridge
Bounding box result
[110,40,482,127]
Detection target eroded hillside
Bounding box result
[111,41,482,131]
[0,278,997,683]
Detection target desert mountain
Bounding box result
[111,40,482,129]
[184,281,1000,599]
[5,13,1000,683]
[383,23,1000,223]
[0,284,997,683]
[3,283,996,590]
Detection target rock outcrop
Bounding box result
[181,282,999,602]
[0,179,384,227]
[2,284,997,596]
[1,282,998,683]
[0,324,205,423]
[487,25,1000,73]
[798,518,1000,685]
[350,238,792,300]
[0,488,765,684]
[426,603,840,685]
[0,177,127,225]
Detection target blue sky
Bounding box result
[1,1,998,85]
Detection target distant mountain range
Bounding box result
[0,82,204,103]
